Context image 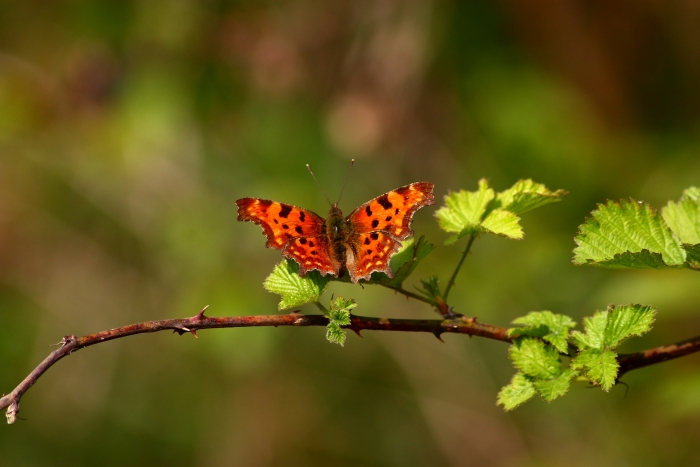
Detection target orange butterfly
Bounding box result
[236,182,434,283]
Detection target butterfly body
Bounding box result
[236,182,434,283]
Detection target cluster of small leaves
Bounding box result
[498,305,656,411]
[326,297,357,346]
[573,187,700,271]
[435,179,567,245]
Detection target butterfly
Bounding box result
[236,182,435,283]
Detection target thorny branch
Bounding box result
[2,306,699,424]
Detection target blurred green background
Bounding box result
[1,1,700,466]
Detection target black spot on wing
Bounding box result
[377,194,393,210]
[299,211,305,222]
[279,205,292,218]
[309,241,315,247]
[258,200,273,208]
[295,226,303,234]
[364,237,370,245]
[371,219,379,228]
[365,206,372,216]
[282,224,289,229]
[300,238,307,244]
[395,208,399,215]
[370,233,379,240]
[385,216,392,221]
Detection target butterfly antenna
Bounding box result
[306,163,333,206]
[336,159,355,205]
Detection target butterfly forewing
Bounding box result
[236,198,325,249]
[346,182,435,240]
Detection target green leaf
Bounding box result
[326,322,346,346]
[325,297,356,346]
[263,259,331,310]
[415,275,442,301]
[480,208,523,240]
[572,349,618,391]
[494,179,568,214]
[571,311,608,351]
[533,368,575,402]
[573,199,686,268]
[435,179,494,235]
[497,373,537,411]
[374,236,435,286]
[509,338,561,379]
[603,304,656,348]
[510,311,576,353]
[662,189,700,245]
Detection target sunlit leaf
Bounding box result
[662,188,700,245]
[510,311,576,353]
[533,368,575,402]
[494,179,568,214]
[325,297,356,346]
[497,373,537,411]
[603,304,656,348]
[571,311,608,351]
[573,199,686,268]
[264,259,331,310]
[509,338,561,379]
[572,349,618,391]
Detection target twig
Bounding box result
[0,307,509,424]
[4,306,700,424]
[443,234,476,301]
[617,335,700,379]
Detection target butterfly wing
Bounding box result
[345,231,402,283]
[236,198,340,277]
[346,182,435,239]
[344,182,435,282]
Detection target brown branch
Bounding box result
[4,305,700,424]
[0,307,510,424]
[617,335,700,379]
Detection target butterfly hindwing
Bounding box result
[346,182,435,240]
[346,231,402,283]
[283,235,339,277]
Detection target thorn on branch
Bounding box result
[433,331,444,343]
[352,328,363,338]
[194,305,209,321]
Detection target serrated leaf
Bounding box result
[497,373,537,411]
[571,311,608,351]
[435,179,494,234]
[681,187,700,203]
[509,338,561,379]
[573,199,686,268]
[603,304,656,348]
[572,349,618,391]
[374,236,435,286]
[480,208,523,239]
[415,275,442,301]
[510,311,576,353]
[662,193,700,245]
[494,179,568,214]
[263,259,331,310]
[325,297,356,346]
[326,322,346,346]
[533,368,575,402]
